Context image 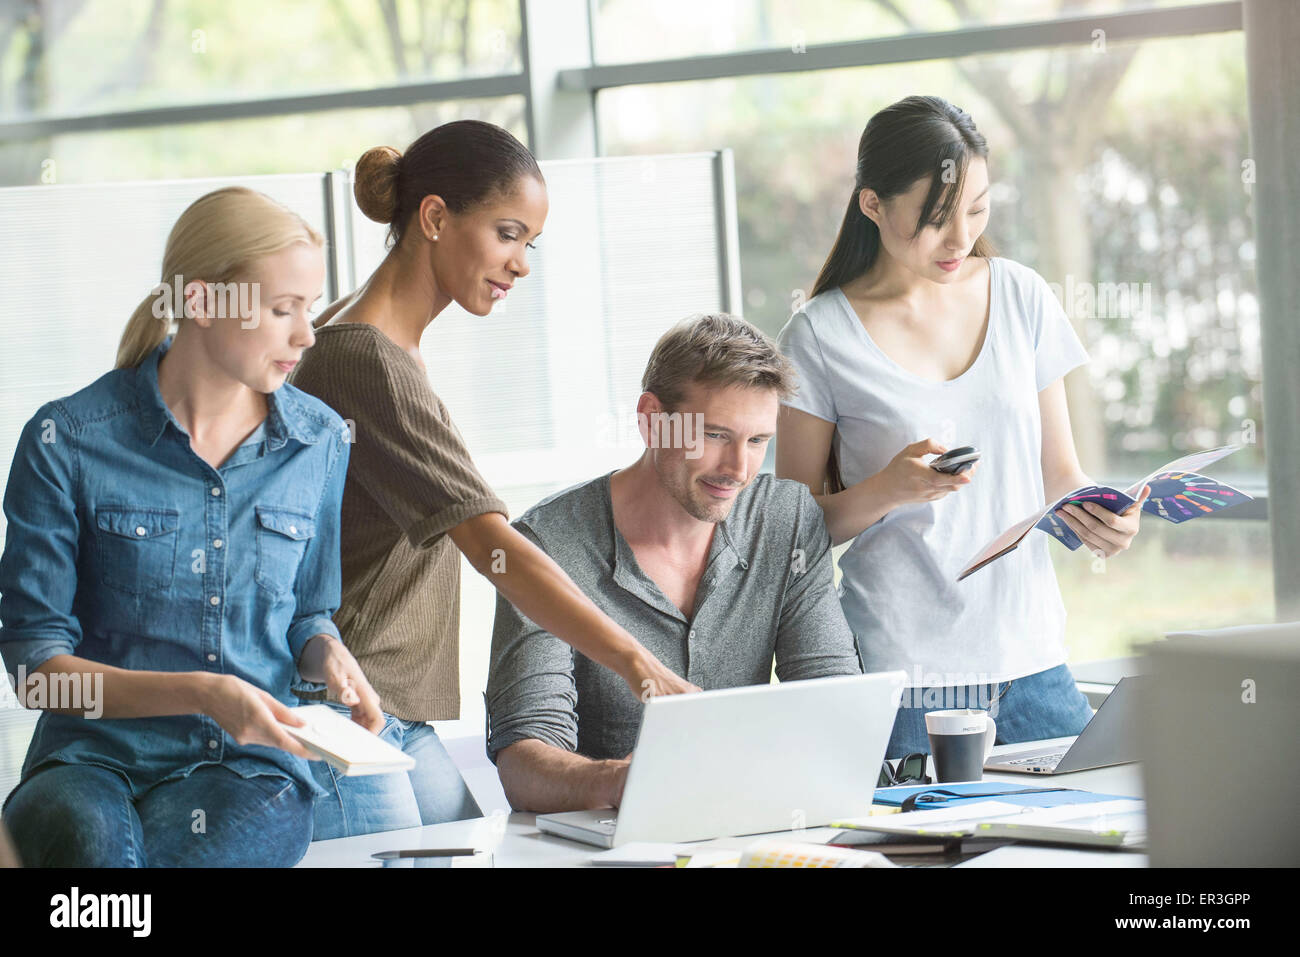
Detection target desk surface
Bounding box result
[298,737,1148,868]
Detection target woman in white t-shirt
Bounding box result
[776,95,1149,759]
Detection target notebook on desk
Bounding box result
[974,800,1146,849]
[871,780,1135,809]
[835,798,1146,849]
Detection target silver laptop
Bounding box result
[983,676,1144,774]
[535,671,907,848]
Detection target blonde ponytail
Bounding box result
[115,287,173,370]
[115,186,323,369]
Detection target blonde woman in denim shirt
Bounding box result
[0,187,381,867]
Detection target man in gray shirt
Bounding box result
[486,313,863,813]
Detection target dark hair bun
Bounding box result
[354,146,402,224]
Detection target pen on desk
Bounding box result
[372,848,479,859]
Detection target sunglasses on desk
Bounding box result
[877,752,932,789]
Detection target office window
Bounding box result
[0,0,521,119]
[0,96,525,187]
[593,0,1225,64]
[600,29,1272,659]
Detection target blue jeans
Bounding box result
[3,762,314,867]
[885,663,1095,760]
[309,702,482,840]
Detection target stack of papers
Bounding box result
[835,799,1146,849]
[589,839,897,868]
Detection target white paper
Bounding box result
[835,800,1027,836]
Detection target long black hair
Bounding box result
[811,95,995,300]
[813,96,995,493]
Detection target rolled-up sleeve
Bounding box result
[0,404,84,675]
[774,485,863,681]
[287,425,349,668]
[483,522,579,764]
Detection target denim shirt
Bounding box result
[0,341,349,799]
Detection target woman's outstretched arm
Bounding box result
[449,512,699,700]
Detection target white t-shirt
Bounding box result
[776,256,1089,686]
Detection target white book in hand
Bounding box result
[279,704,415,777]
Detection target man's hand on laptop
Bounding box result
[628,650,698,701]
[605,754,633,808]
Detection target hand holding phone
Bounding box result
[931,446,981,475]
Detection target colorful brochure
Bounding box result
[959,446,1251,580]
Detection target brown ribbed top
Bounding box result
[289,323,507,721]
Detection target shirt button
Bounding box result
[210,487,221,497]
[206,653,217,662]
[134,526,147,536]
[689,629,697,640]
[209,595,220,606]
[208,739,218,749]
[288,525,297,535]
[212,539,223,549]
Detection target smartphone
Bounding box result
[931,446,980,475]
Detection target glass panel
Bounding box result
[0,0,521,120]
[1053,519,1273,660]
[594,0,1226,64]
[600,30,1270,660]
[0,96,525,186]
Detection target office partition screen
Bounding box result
[0,171,333,507]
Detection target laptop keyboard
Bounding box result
[1004,751,1066,767]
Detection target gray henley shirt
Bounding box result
[485,471,863,762]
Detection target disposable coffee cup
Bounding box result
[924,709,996,783]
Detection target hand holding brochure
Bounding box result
[959,446,1250,580]
[279,704,415,777]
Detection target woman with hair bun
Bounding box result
[0,186,382,866]
[290,120,696,839]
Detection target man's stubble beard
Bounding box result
[659,461,738,525]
